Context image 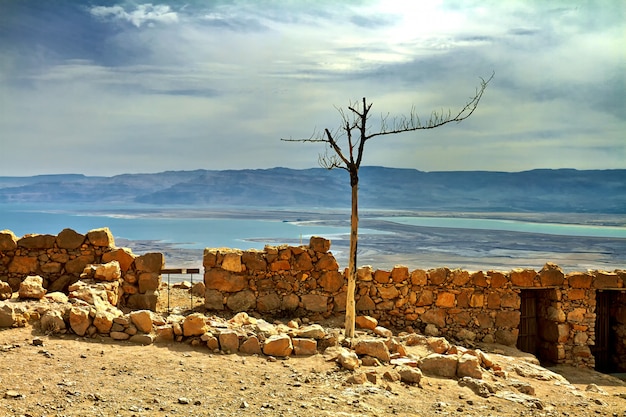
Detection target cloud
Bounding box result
[89,3,179,28]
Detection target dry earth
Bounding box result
[1,287,625,417]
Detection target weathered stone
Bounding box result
[8,256,38,274]
[333,291,347,312]
[354,339,390,362]
[472,270,489,287]
[226,290,256,311]
[257,293,281,312]
[205,269,246,292]
[451,269,471,286]
[183,313,208,336]
[94,261,122,282]
[241,251,267,271]
[129,334,154,345]
[309,236,330,253]
[56,228,85,249]
[355,315,378,330]
[424,324,439,336]
[18,275,46,299]
[293,338,317,356]
[93,308,120,334]
[0,281,12,300]
[428,267,448,285]
[356,295,375,311]
[379,285,400,300]
[130,310,153,333]
[457,354,483,379]
[218,330,239,353]
[111,331,130,340]
[18,234,56,249]
[263,334,293,357]
[567,307,586,323]
[316,254,338,271]
[411,269,427,286]
[102,248,135,272]
[41,261,62,273]
[69,307,91,336]
[126,291,158,311]
[398,366,423,384]
[346,372,368,384]
[204,289,224,310]
[135,252,163,273]
[427,337,450,354]
[416,290,434,306]
[510,268,536,287]
[594,271,620,288]
[419,354,458,377]
[539,263,564,286]
[567,272,592,288]
[297,324,326,339]
[0,230,18,251]
[301,294,328,312]
[221,252,243,272]
[236,335,260,354]
[281,293,299,310]
[87,227,114,247]
[65,255,93,274]
[391,266,409,283]
[421,309,446,328]
[435,292,455,308]
[495,329,518,346]
[495,310,521,328]
[0,302,16,327]
[40,309,66,333]
[358,265,373,282]
[320,271,344,293]
[374,269,390,284]
[337,349,360,370]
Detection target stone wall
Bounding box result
[0,228,163,310]
[203,237,625,369]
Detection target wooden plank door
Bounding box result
[594,291,611,372]
[517,290,538,355]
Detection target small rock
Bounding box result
[178,397,191,404]
[32,338,44,347]
[4,390,25,399]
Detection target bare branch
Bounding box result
[367,72,494,140]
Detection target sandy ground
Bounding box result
[1,288,625,417]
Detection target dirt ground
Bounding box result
[1,287,625,417]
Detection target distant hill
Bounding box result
[1,167,624,213]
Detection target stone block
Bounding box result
[457,354,483,379]
[69,306,91,336]
[488,271,508,288]
[65,255,94,274]
[87,227,115,247]
[18,275,46,299]
[183,313,208,336]
[130,310,153,333]
[539,263,564,286]
[316,254,338,271]
[226,290,256,311]
[428,267,448,285]
[421,309,446,328]
[263,334,293,357]
[355,315,378,330]
[379,285,400,300]
[358,265,373,281]
[218,330,240,353]
[135,253,164,273]
[510,268,536,287]
[471,271,488,287]
[416,290,434,306]
[309,236,330,253]
[356,295,375,311]
[205,269,246,292]
[102,248,135,272]
[301,294,328,312]
[281,293,299,310]
[256,292,281,312]
[95,261,122,282]
[8,256,38,274]
[410,269,427,286]
[495,329,518,346]
[354,339,391,362]
[594,271,620,288]
[567,273,592,288]
[293,252,312,270]
[293,338,317,356]
[320,271,344,293]
[495,310,520,328]
[391,265,409,283]
[18,234,56,249]
[374,269,390,284]
[56,228,85,250]
[451,269,471,286]
[435,292,455,308]
[239,336,262,354]
[419,354,457,378]
[138,272,160,293]
[0,230,18,251]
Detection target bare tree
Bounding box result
[283,73,494,338]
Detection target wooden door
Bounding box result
[594,291,611,372]
[517,290,538,355]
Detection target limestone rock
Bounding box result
[458,377,498,398]
[427,337,451,354]
[398,366,423,385]
[0,281,12,300]
[87,227,114,247]
[355,315,378,330]
[419,354,458,378]
[183,313,208,337]
[56,228,85,249]
[0,302,16,327]
[292,338,317,356]
[354,339,391,363]
[296,324,326,339]
[239,336,262,355]
[135,252,164,273]
[129,310,153,333]
[218,330,240,353]
[373,326,392,338]
[94,261,122,282]
[130,334,154,345]
[263,334,293,357]
[18,275,46,299]
[337,349,360,370]
[301,294,328,312]
[69,307,91,336]
[457,354,483,379]
[0,229,18,251]
[40,309,66,334]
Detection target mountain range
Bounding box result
[1,167,624,214]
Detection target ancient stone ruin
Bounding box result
[0,228,163,310]
[1,229,625,375]
[202,237,626,372]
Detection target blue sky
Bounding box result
[1,0,624,176]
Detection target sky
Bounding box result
[1,0,624,176]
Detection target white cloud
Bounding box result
[90,3,179,28]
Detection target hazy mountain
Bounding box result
[0,167,624,213]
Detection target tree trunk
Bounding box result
[344,172,359,338]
